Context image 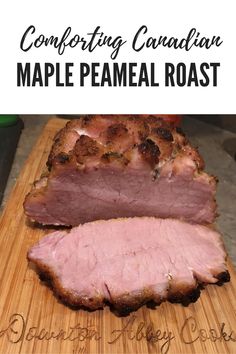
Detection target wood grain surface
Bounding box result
[0,118,235,354]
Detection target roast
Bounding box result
[24,115,217,226]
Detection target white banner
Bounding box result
[0,0,235,113]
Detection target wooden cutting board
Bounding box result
[0,118,235,354]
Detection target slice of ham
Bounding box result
[24,115,217,226]
[28,217,230,314]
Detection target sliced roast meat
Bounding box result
[28,217,229,313]
[24,115,217,226]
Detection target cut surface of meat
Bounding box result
[28,217,230,313]
[24,115,217,226]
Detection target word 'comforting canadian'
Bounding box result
[19,26,223,59]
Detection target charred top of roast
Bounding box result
[47,115,204,171]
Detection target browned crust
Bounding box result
[46,115,191,170]
[138,139,161,168]
[44,115,209,179]
[28,254,230,316]
[101,152,129,166]
[106,123,128,142]
[153,127,174,142]
[74,135,101,164]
